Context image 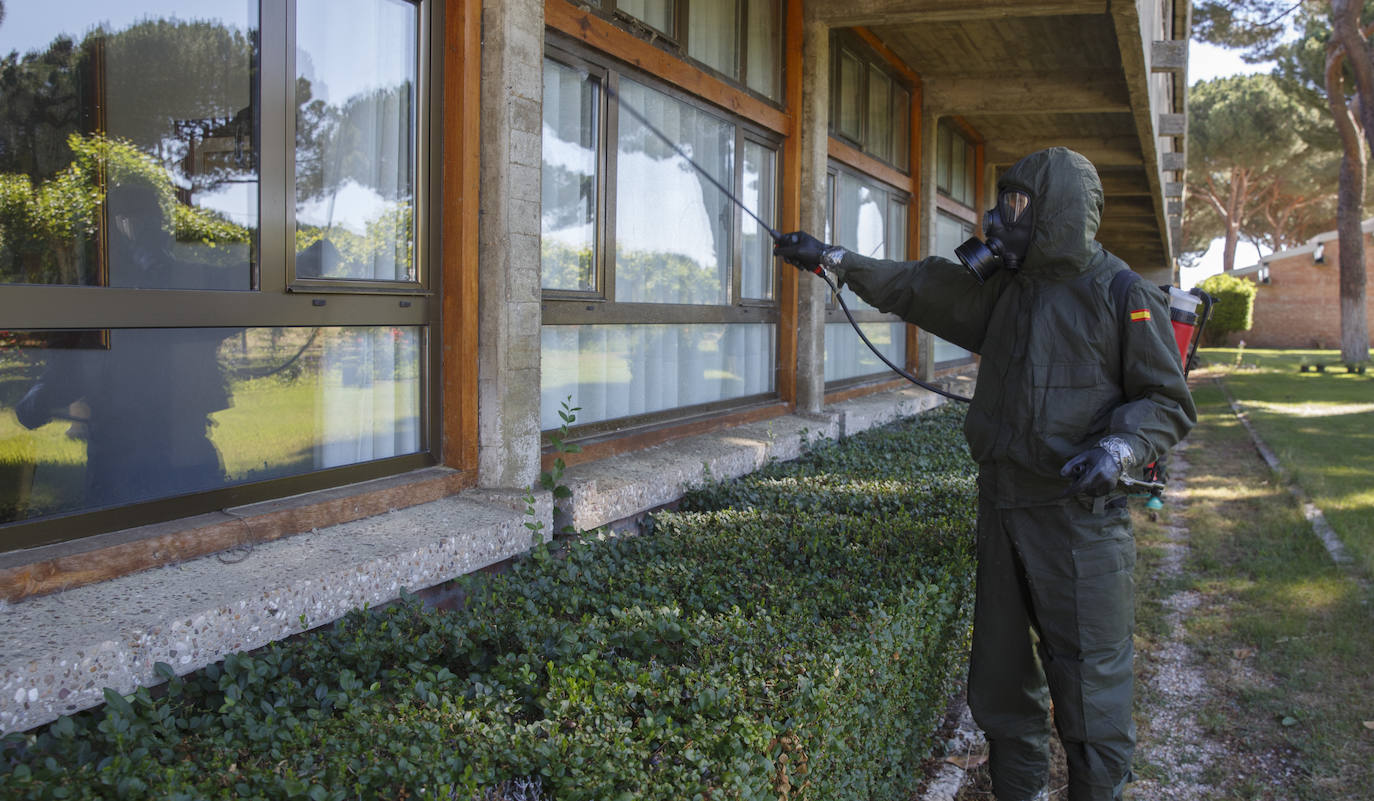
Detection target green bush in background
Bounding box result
[1197,271,1257,345]
[0,406,977,801]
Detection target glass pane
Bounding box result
[617,0,675,36]
[964,142,979,207]
[540,323,775,428]
[688,0,739,81]
[833,171,887,311]
[836,50,862,142]
[893,86,910,172]
[741,141,776,299]
[745,0,780,99]
[936,125,952,194]
[931,212,973,362]
[824,322,905,382]
[952,135,967,207]
[1,326,422,527]
[887,201,907,261]
[866,66,892,162]
[0,1,258,289]
[542,60,599,292]
[295,0,417,281]
[614,80,732,305]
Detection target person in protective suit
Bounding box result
[773,147,1196,801]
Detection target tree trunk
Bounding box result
[1222,170,1248,272]
[1326,30,1371,365]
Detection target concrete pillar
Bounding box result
[916,111,941,381]
[477,0,545,488]
[795,18,830,413]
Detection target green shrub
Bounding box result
[0,406,977,800]
[1197,272,1257,345]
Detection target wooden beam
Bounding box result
[777,0,803,408]
[442,0,482,472]
[853,27,921,88]
[828,137,911,192]
[1151,40,1188,73]
[812,0,1106,27]
[545,0,788,135]
[1098,169,1153,196]
[985,135,1144,167]
[924,74,1130,115]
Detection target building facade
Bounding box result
[0,0,1189,733]
[1230,221,1374,349]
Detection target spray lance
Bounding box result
[607,82,972,403]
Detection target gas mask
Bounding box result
[954,189,1034,283]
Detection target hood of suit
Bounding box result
[997,147,1104,281]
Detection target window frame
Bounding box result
[821,159,912,390]
[539,36,784,437]
[0,0,446,550]
[594,0,784,104]
[828,31,911,174]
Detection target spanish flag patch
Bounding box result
[1129,308,1152,322]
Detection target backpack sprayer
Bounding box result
[606,82,972,403]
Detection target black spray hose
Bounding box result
[606,79,971,403]
[814,268,972,403]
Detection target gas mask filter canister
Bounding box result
[954,189,1034,283]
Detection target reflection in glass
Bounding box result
[295,0,417,281]
[540,324,774,429]
[614,80,733,305]
[825,322,905,383]
[833,171,888,312]
[617,0,675,35]
[741,141,776,299]
[0,1,259,289]
[688,0,739,81]
[0,326,421,526]
[542,59,599,292]
[932,212,975,363]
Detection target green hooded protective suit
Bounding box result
[826,148,1196,801]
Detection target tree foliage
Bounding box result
[1198,271,1259,343]
[1184,74,1336,271]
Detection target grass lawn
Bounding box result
[1128,366,1374,800]
[1198,347,1374,577]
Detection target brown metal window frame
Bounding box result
[821,160,914,391]
[540,36,784,440]
[0,0,447,552]
[828,29,912,174]
[589,0,784,105]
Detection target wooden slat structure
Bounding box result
[839,1,1187,282]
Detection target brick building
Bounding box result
[1230,219,1374,349]
[1,0,1192,733]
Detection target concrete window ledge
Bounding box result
[0,379,970,736]
[0,489,549,736]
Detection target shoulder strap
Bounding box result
[1109,268,1141,320]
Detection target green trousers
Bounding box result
[967,495,1136,801]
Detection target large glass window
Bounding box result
[0,0,436,547]
[937,121,978,207]
[541,46,780,435]
[603,0,781,101]
[829,33,911,171]
[931,211,975,364]
[824,166,910,384]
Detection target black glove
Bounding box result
[1059,446,1123,498]
[773,230,829,273]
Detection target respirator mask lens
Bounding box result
[1000,190,1030,224]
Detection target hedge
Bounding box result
[0,405,978,801]
[1197,271,1257,345]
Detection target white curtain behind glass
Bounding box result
[745,0,779,98]
[541,324,774,429]
[688,0,738,80]
[740,141,775,299]
[617,0,674,33]
[615,80,732,305]
[824,322,905,382]
[932,212,974,362]
[318,327,421,468]
[295,0,416,281]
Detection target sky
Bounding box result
[1179,39,1278,288]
